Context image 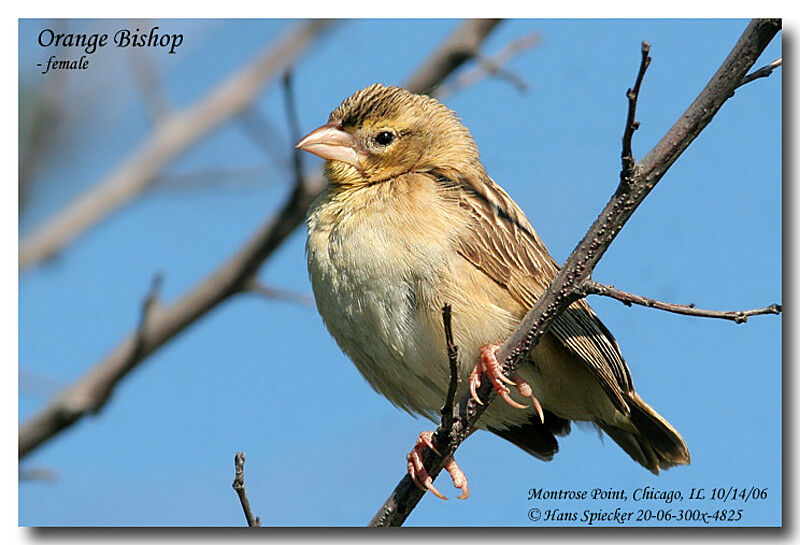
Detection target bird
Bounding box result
[298,83,689,500]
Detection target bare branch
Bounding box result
[738,57,782,88]
[436,32,541,99]
[405,19,502,96]
[128,47,173,122]
[282,70,305,186]
[232,452,261,527]
[152,164,273,193]
[584,280,781,324]
[243,279,314,308]
[437,304,460,434]
[19,467,57,483]
[19,19,335,271]
[238,107,290,170]
[368,18,781,528]
[620,41,651,187]
[19,18,505,461]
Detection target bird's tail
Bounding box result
[598,392,690,474]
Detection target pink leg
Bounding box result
[406,431,470,500]
[469,344,545,422]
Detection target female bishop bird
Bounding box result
[299,83,689,500]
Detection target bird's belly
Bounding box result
[307,220,454,417]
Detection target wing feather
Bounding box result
[433,171,633,413]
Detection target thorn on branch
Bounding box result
[619,41,652,191]
[233,452,261,527]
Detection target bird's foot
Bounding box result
[469,344,545,422]
[406,431,470,500]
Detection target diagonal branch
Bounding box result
[368,18,781,528]
[19,19,336,271]
[584,280,781,324]
[19,19,506,460]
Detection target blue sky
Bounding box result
[19,19,781,526]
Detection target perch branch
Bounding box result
[19,19,335,270]
[233,452,261,527]
[19,19,507,460]
[368,18,781,528]
[584,280,781,324]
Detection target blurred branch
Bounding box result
[232,452,261,527]
[152,164,273,193]
[238,107,291,170]
[128,48,173,122]
[405,19,501,96]
[19,467,57,483]
[436,32,541,99]
[19,18,506,460]
[243,279,314,308]
[584,280,782,324]
[368,18,781,527]
[19,60,66,215]
[19,19,335,271]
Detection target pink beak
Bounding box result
[296,121,363,170]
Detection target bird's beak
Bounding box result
[296,121,363,170]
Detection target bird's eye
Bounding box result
[374,131,395,146]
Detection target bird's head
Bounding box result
[297,83,483,187]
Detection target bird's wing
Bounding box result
[433,171,633,413]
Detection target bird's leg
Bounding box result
[406,431,470,500]
[469,344,545,422]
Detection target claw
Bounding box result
[406,431,470,501]
[423,477,448,500]
[468,367,484,405]
[499,388,529,410]
[514,374,545,423]
[443,458,470,500]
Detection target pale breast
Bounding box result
[305,178,619,431]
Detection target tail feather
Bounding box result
[599,393,690,474]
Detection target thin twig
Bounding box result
[584,280,781,324]
[436,32,541,100]
[738,57,782,88]
[238,107,290,170]
[19,20,335,270]
[19,467,57,483]
[282,70,305,185]
[437,304,460,435]
[620,41,651,187]
[128,47,173,123]
[243,279,314,308]
[232,452,261,527]
[152,164,273,193]
[368,18,781,528]
[19,18,506,461]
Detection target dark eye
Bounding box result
[374,131,395,146]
